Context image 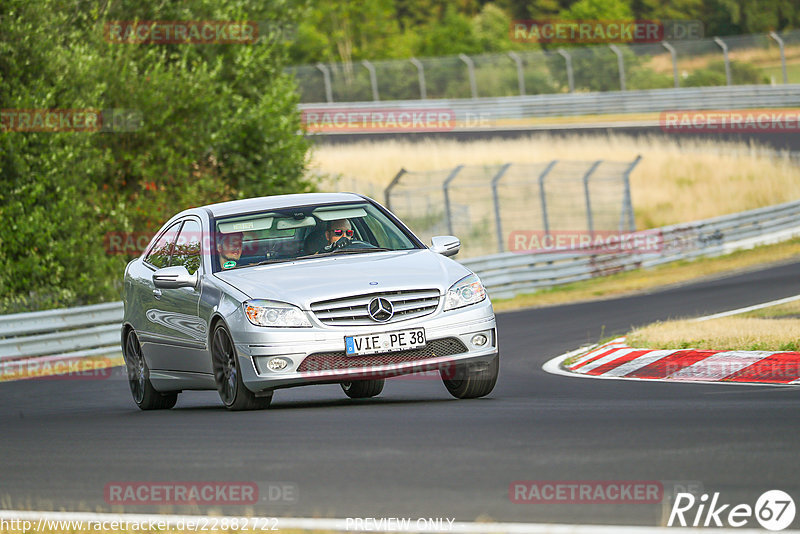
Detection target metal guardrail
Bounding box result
[0,302,123,374]
[299,84,800,131]
[2,198,800,365]
[462,198,800,299]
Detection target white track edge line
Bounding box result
[0,510,783,534]
[693,294,800,321]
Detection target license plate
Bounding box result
[345,328,426,356]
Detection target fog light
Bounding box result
[267,357,289,371]
[471,334,488,347]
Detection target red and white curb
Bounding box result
[549,337,800,385]
[544,296,800,387]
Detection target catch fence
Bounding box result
[288,29,800,103]
[385,158,640,258]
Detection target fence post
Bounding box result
[384,168,407,211]
[582,160,603,237]
[713,37,732,86]
[507,51,525,96]
[557,49,574,93]
[442,165,464,236]
[609,45,626,91]
[538,161,558,235]
[491,163,512,253]
[361,60,379,101]
[768,32,788,84]
[621,155,642,232]
[458,54,478,99]
[410,58,427,100]
[315,63,333,103]
[661,41,679,88]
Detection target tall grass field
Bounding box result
[309,134,800,230]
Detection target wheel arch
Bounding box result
[120,322,135,353]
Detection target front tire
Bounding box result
[441,355,499,399]
[211,324,272,411]
[123,329,178,410]
[341,379,385,399]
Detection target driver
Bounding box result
[320,219,353,253]
[217,231,243,269]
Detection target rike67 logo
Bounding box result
[668,490,795,531]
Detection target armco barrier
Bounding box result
[462,198,800,299]
[0,302,123,374]
[299,85,800,132]
[2,198,800,365]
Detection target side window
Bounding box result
[171,219,202,275]
[145,222,182,269]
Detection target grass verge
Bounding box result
[627,317,800,351]
[491,238,800,312]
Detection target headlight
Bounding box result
[244,300,312,327]
[443,274,486,311]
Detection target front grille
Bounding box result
[310,289,440,326]
[296,337,467,373]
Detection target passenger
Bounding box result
[217,231,244,269]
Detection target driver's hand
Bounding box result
[323,236,351,252]
[332,236,351,250]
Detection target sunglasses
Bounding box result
[331,229,354,237]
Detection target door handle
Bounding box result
[153,289,162,300]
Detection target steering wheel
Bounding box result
[323,237,377,253]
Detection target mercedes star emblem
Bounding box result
[368,297,394,322]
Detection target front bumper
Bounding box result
[233,299,498,392]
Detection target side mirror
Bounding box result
[430,236,461,257]
[153,265,198,289]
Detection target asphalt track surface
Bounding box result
[309,125,800,152]
[2,261,800,528]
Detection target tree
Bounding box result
[0,0,311,312]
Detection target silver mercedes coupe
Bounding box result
[121,193,498,410]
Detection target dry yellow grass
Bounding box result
[646,43,800,71]
[627,317,800,351]
[309,135,800,229]
[740,299,800,319]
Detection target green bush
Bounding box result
[0,0,312,313]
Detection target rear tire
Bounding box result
[123,329,178,410]
[441,355,499,399]
[341,379,385,399]
[211,323,272,411]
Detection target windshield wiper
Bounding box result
[252,249,393,266]
[254,254,323,266]
[331,247,392,254]
[252,258,289,266]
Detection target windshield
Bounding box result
[212,202,420,271]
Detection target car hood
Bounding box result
[213,250,472,308]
